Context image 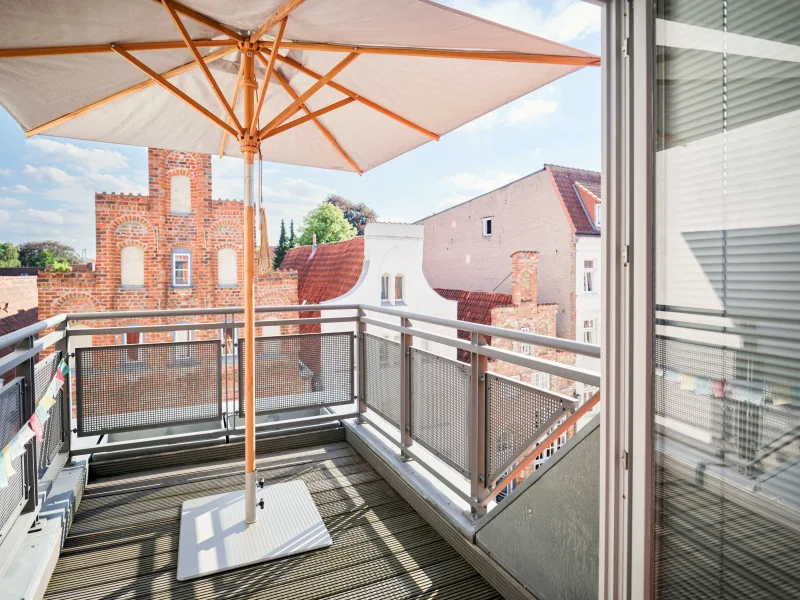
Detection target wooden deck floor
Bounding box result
[45,440,501,600]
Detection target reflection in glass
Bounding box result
[654,2,800,598]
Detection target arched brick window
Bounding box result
[120,246,144,287]
[217,248,237,286]
[170,175,191,214]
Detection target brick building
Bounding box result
[436,251,575,397]
[38,148,299,350]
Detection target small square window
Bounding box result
[583,318,597,345]
[583,259,595,293]
[520,326,530,355]
[172,251,191,287]
[482,217,493,237]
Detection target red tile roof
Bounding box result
[280,237,365,305]
[546,164,601,234]
[435,288,512,362]
[0,277,39,371]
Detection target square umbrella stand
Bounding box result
[177,480,331,581]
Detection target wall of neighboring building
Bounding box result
[419,169,576,338]
[0,277,39,379]
[321,222,458,359]
[575,235,601,403]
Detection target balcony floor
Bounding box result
[44,439,500,600]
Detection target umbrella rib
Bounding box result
[261,41,601,66]
[263,98,355,139]
[149,0,244,42]
[267,64,362,175]
[0,40,235,59]
[250,18,287,137]
[112,45,238,138]
[257,52,359,139]
[26,47,236,138]
[263,50,440,141]
[249,0,306,44]
[219,60,245,157]
[162,0,242,132]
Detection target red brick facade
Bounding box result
[437,251,575,397]
[38,148,299,345]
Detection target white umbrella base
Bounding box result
[177,480,332,581]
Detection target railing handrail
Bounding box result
[359,303,601,359]
[0,314,65,353]
[65,303,360,321]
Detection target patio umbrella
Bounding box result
[0,0,598,577]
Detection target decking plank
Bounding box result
[45,441,497,600]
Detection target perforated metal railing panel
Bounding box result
[76,341,222,436]
[410,348,471,476]
[34,351,64,475]
[654,336,737,440]
[239,332,353,416]
[0,379,25,536]
[363,333,401,428]
[485,373,571,483]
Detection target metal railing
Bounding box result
[0,301,600,527]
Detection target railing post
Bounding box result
[15,335,38,514]
[357,309,367,424]
[399,317,413,461]
[56,321,72,458]
[470,332,488,517]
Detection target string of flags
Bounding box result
[656,365,798,407]
[0,359,69,489]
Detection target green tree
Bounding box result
[0,242,21,267]
[49,257,73,272]
[325,194,378,236]
[288,219,296,247]
[297,203,357,246]
[17,240,80,267]
[272,219,289,269]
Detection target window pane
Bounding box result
[173,253,190,285]
[395,275,403,300]
[653,3,800,597]
[381,275,389,300]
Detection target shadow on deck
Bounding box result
[44,430,501,600]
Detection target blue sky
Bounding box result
[0,0,600,259]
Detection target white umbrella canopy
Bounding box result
[0,0,598,173]
[0,0,598,550]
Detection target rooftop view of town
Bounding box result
[0,1,797,599]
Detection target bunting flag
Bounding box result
[59,359,70,376]
[39,391,56,411]
[712,379,725,398]
[3,450,15,478]
[8,434,25,460]
[35,403,50,425]
[17,423,35,445]
[680,373,696,391]
[54,369,65,384]
[29,414,44,442]
[694,376,713,396]
[0,456,7,489]
[665,368,681,383]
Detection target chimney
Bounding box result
[511,251,539,306]
[310,233,318,259]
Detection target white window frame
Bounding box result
[381,274,390,302]
[172,250,192,287]
[531,370,551,390]
[520,325,531,355]
[583,259,596,293]
[394,274,404,302]
[582,318,598,345]
[482,217,493,237]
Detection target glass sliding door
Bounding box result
[652,1,800,598]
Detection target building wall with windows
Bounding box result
[418,164,602,343]
[37,148,300,348]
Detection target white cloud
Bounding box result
[27,138,129,173]
[441,0,599,43]
[24,164,76,184]
[0,168,11,176]
[0,197,23,207]
[506,97,559,125]
[24,208,64,224]
[437,169,521,211]
[0,210,8,221]
[1,184,32,193]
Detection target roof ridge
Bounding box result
[545,163,600,175]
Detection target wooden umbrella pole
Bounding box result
[239,44,259,525]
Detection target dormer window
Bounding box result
[482,217,493,237]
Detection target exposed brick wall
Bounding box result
[38,147,299,343]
